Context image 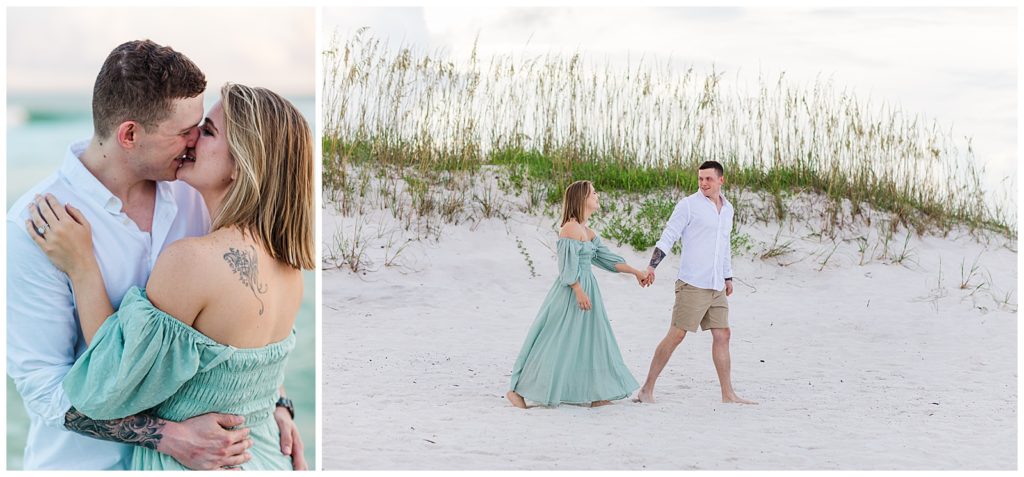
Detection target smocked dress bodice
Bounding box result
[63,286,295,470]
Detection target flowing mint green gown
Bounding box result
[63,287,294,470]
[509,236,640,406]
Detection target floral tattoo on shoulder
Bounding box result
[223,245,269,315]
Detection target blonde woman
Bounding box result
[506,180,646,408]
[26,83,313,470]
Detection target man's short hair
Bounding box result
[92,40,206,139]
[699,160,724,177]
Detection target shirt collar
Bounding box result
[59,140,123,214]
[58,139,177,215]
[691,189,730,206]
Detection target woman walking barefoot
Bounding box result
[506,180,645,408]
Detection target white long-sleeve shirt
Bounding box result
[654,190,734,291]
[6,140,209,470]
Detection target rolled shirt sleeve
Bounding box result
[654,198,691,254]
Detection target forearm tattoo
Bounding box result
[649,247,666,269]
[223,245,269,315]
[64,407,165,450]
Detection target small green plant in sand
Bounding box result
[515,236,538,278]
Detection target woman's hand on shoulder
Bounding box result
[25,193,97,278]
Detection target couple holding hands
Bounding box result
[507,162,756,409]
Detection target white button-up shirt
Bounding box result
[654,190,734,291]
[6,140,209,470]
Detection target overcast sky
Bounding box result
[7,7,315,97]
[323,6,1017,197]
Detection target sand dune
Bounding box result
[322,189,1016,470]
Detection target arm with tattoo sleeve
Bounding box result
[64,407,165,450]
[648,247,666,270]
[644,198,690,286]
[641,247,666,286]
[649,197,690,272]
[65,407,252,470]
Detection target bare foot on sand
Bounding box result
[590,400,612,407]
[506,391,527,409]
[633,388,655,404]
[722,394,758,405]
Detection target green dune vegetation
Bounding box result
[322,30,1015,257]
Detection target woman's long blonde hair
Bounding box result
[560,180,593,226]
[211,83,314,270]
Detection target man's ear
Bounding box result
[116,121,140,149]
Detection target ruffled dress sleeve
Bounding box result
[591,236,626,273]
[62,286,235,420]
[557,238,583,286]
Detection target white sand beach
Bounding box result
[322,181,1017,470]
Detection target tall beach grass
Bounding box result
[323,30,1015,242]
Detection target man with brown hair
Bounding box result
[7,40,304,470]
[636,160,756,405]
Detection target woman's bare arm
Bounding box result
[66,264,115,345]
[25,194,114,345]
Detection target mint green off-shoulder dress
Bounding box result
[509,236,640,406]
[63,286,295,470]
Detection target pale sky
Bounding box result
[323,6,1017,200]
[7,7,315,97]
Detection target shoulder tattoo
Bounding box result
[223,245,269,315]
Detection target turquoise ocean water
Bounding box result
[5,95,317,469]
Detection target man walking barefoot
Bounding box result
[636,161,756,405]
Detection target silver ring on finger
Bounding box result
[36,225,46,236]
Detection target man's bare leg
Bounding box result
[710,328,757,404]
[636,326,687,403]
[506,390,527,409]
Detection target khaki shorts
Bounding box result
[671,280,729,332]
